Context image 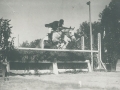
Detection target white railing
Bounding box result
[18,47,98,53]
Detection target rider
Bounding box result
[45,19,64,41]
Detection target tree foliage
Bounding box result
[20,41,30,48]
[0,18,15,61]
[79,21,102,50]
[30,39,41,48]
[100,0,120,71]
[9,49,88,62]
[20,39,41,48]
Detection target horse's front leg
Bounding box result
[62,35,71,49]
[61,41,68,49]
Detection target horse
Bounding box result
[51,27,76,49]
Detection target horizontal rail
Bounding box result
[11,60,89,63]
[17,48,98,53]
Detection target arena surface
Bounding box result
[0,72,120,90]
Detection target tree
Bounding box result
[20,39,41,48]
[0,18,14,61]
[79,21,102,50]
[29,39,41,48]
[100,0,120,71]
[78,21,105,70]
[20,41,30,48]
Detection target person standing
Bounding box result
[2,58,9,81]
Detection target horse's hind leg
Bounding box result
[57,43,62,49]
[48,33,52,42]
[61,42,68,49]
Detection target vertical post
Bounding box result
[41,39,44,49]
[81,36,85,50]
[98,33,107,71]
[52,58,58,74]
[98,33,101,68]
[18,34,19,48]
[85,60,92,72]
[87,1,93,71]
[92,35,94,46]
[99,34,101,63]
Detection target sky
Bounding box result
[0,0,111,46]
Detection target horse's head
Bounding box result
[67,27,76,41]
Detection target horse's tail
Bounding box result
[48,32,57,46]
[45,24,51,27]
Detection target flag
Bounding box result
[87,1,90,5]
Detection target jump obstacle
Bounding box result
[0,33,107,75]
[17,33,106,74]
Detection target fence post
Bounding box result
[81,36,85,50]
[98,33,102,68]
[41,39,44,49]
[98,33,107,71]
[52,58,58,74]
[85,60,92,72]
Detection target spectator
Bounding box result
[2,58,9,81]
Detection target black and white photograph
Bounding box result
[0,0,120,90]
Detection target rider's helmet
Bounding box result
[59,19,64,26]
[59,19,64,23]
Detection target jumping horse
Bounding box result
[50,27,76,49]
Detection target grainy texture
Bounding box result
[0,72,120,90]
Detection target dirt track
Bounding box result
[0,72,120,90]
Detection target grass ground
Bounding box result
[0,72,120,90]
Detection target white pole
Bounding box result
[98,33,101,68]
[89,2,93,71]
[99,33,102,68]
[87,1,93,71]
[81,36,85,50]
[41,39,44,49]
[18,48,98,52]
[98,33,107,71]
